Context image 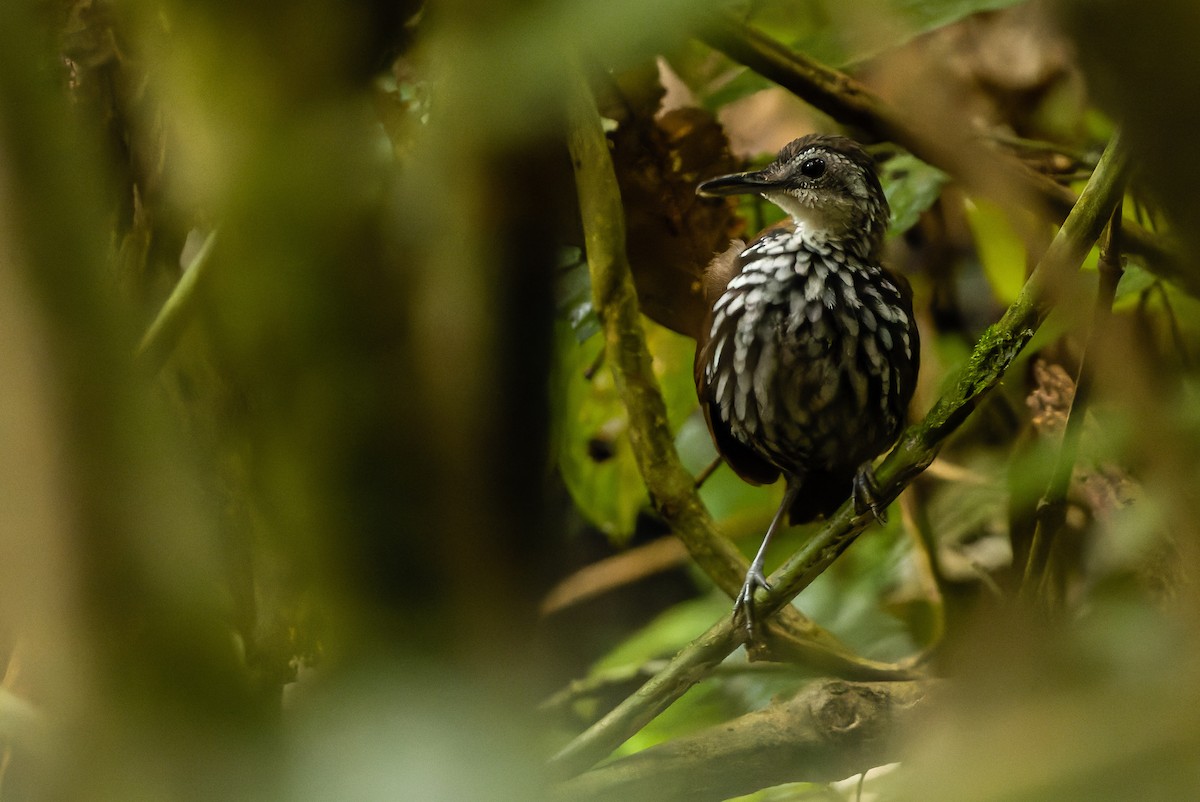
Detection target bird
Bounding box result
[694,134,920,629]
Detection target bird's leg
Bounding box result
[852,462,887,524]
[733,480,804,635]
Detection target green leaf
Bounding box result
[552,318,700,543]
[552,325,647,540]
[555,248,600,342]
[881,152,949,236]
[1113,263,1159,306]
[701,68,777,111]
[963,197,1026,305]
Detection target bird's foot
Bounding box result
[732,566,771,637]
[852,463,888,525]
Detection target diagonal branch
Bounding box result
[697,14,1183,293]
[550,130,1130,780]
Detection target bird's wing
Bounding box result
[694,240,781,487]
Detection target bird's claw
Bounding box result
[852,464,888,525]
[732,568,772,637]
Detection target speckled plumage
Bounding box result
[698,224,917,520]
[695,135,920,612]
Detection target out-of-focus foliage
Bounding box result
[882,153,949,236]
[687,0,1027,110]
[4,0,1200,799]
[963,197,1028,304]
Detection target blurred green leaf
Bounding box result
[1113,263,1158,306]
[701,69,777,111]
[963,197,1026,305]
[676,415,781,535]
[552,325,646,540]
[881,152,949,236]
[685,0,1028,114]
[616,679,738,756]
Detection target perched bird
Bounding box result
[694,134,920,627]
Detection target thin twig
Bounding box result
[549,131,1130,779]
[692,455,722,489]
[539,657,800,716]
[583,347,606,381]
[985,131,1097,167]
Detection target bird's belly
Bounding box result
[715,298,913,476]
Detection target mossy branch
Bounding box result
[565,66,918,679]
[550,131,1130,779]
[552,679,930,802]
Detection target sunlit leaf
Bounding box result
[963,197,1026,305]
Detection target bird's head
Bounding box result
[698,134,889,256]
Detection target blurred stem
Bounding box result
[1022,200,1126,603]
[697,14,1182,295]
[550,130,1130,780]
[899,493,945,650]
[986,132,1098,167]
[136,229,218,371]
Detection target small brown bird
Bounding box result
[695,134,920,627]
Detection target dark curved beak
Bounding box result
[696,170,778,197]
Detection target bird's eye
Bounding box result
[800,157,826,178]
